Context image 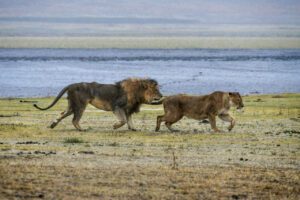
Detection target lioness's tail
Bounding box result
[150,97,166,105]
[33,85,69,110]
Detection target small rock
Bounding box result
[78,151,94,154]
[17,141,40,145]
[34,151,43,154]
[46,151,56,155]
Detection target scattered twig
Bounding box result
[171,151,178,170]
[78,151,95,154]
[0,113,20,117]
[19,100,38,103]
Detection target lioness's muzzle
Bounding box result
[237,104,244,112]
[237,103,244,110]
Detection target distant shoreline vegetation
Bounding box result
[0,37,300,49]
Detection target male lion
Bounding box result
[155,91,244,132]
[34,78,162,131]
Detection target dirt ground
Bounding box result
[0,94,299,199]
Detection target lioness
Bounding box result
[34,78,162,131]
[155,91,244,132]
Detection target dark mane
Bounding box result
[115,78,158,86]
[147,79,158,86]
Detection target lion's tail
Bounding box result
[33,85,69,110]
[150,97,166,105]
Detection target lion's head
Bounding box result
[142,79,163,103]
[229,92,244,109]
[119,78,163,104]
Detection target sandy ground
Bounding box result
[1,37,300,49]
[0,94,299,199]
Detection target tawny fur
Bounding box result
[155,91,244,132]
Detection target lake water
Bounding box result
[0,48,299,97]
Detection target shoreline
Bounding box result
[1,36,300,49]
[1,92,299,99]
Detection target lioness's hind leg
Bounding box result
[165,122,179,132]
[162,112,182,132]
[218,114,235,131]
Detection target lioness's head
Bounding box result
[229,92,244,109]
[142,79,163,103]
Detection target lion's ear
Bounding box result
[141,82,148,89]
[229,92,239,96]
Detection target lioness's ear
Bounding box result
[229,92,233,96]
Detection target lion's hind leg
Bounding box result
[71,102,87,131]
[72,108,86,131]
[49,100,73,129]
[50,109,73,129]
[218,114,235,131]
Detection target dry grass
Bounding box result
[0,93,300,199]
[1,37,300,49]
